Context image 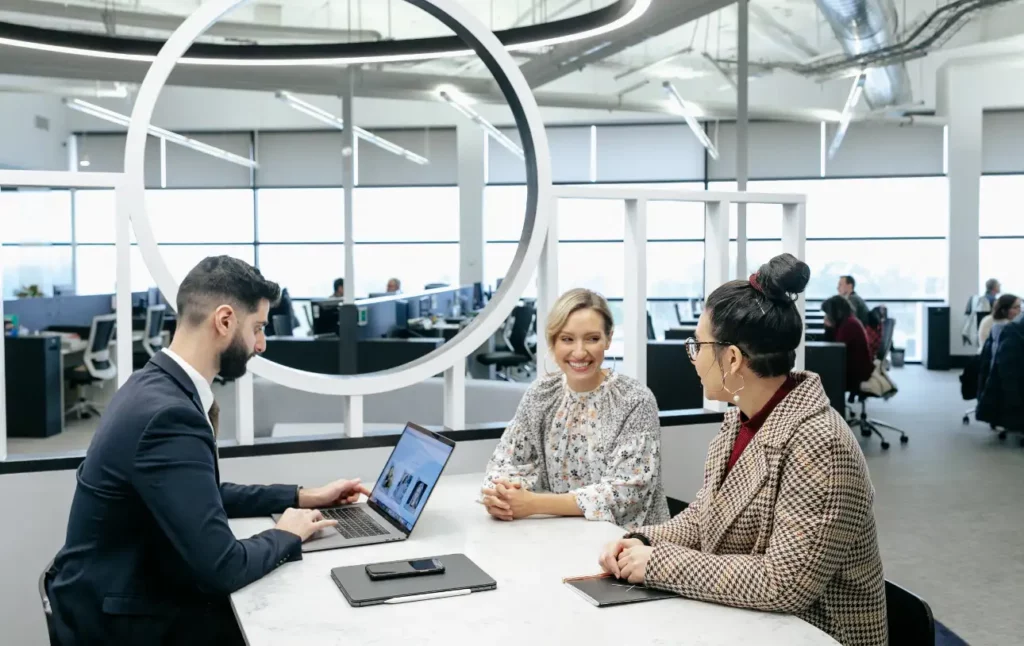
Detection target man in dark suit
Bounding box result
[46,256,370,645]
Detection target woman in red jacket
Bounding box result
[822,295,875,392]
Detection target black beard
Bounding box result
[218,333,253,380]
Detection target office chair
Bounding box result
[847,318,907,449]
[477,304,535,382]
[39,557,58,645]
[647,312,656,340]
[885,580,935,644]
[143,304,167,356]
[65,314,117,420]
[271,314,294,337]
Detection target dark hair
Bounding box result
[705,253,810,377]
[840,275,856,290]
[821,295,854,325]
[333,277,345,293]
[177,256,281,327]
[993,293,1020,320]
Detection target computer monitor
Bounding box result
[147,287,162,307]
[418,296,431,317]
[368,423,455,533]
[312,300,341,336]
[472,282,485,310]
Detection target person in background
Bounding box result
[598,253,886,646]
[864,305,888,361]
[480,288,669,532]
[978,293,1020,349]
[822,295,876,392]
[962,278,1000,347]
[386,277,402,294]
[46,256,370,646]
[837,275,870,326]
[976,314,1024,433]
[331,277,344,299]
[265,286,298,336]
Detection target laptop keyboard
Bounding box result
[322,506,390,539]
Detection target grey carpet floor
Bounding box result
[859,365,1024,646]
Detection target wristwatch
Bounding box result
[623,532,651,546]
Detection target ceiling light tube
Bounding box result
[64,98,257,168]
[0,0,652,67]
[275,91,429,165]
[827,72,864,160]
[662,82,719,161]
[438,89,524,160]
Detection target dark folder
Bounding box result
[563,573,678,607]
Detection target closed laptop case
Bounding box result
[331,553,497,607]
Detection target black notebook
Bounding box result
[563,573,678,607]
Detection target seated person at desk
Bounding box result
[598,254,887,646]
[386,277,402,294]
[265,286,298,336]
[480,288,669,532]
[837,274,870,326]
[46,256,370,646]
[978,293,1020,349]
[331,277,344,299]
[821,295,875,391]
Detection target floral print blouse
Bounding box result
[482,371,669,531]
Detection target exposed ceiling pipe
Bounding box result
[814,0,912,109]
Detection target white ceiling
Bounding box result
[2,0,1024,123]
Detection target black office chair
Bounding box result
[848,318,907,449]
[65,314,117,420]
[477,304,535,381]
[39,557,58,645]
[646,312,656,340]
[271,314,294,337]
[885,580,935,644]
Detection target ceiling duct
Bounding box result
[815,0,912,109]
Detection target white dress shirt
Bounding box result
[161,348,215,431]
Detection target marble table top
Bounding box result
[229,473,839,646]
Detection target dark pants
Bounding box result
[164,601,246,646]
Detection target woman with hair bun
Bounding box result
[598,253,887,646]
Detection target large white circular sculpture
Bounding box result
[119,0,552,396]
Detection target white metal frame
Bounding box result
[550,186,807,412]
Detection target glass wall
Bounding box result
[980,175,1024,296]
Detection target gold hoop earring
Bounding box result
[722,372,746,404]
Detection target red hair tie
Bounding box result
[749,273,763,293]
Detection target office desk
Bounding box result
[228,474,837,646]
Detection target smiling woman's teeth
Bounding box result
[569,361,590,370]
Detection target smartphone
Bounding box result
[365,558,445,581]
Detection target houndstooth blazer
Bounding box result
[634,371,887,646]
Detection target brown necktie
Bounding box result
[208,400,220,438]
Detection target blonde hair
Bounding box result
[545,288,615,349]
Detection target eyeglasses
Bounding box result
[683,337,734,362]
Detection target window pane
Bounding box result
[559,242,624,298]
[0,190,71,243]
[485,242,538,298]
[713,178,949,239]
[259,244,344,299]
[354,187,458,242]
[805,239,946,300]
[257,188,343,242]
[353,244,459,298]
[558,197,623,240]
[74,190,126,244]
[161,245,255,282]
[2,246,73,298]
[485,185,527,242]
[75,246,155,295]
[729,240,784,280]
[980,239,1024,295]
[647,242,704,298]
[980,175,1024,236]
[146,190,254,243]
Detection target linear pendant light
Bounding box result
[438,88,524,160]
[827,72,865,160]
[662,81,719,161]
[275,91,429,165]
[64,98,258,168]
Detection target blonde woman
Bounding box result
[480,288,669,532]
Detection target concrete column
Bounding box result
[735,0,749,279]
[939,68,982,357]
[457,122,486,286]
[342,71,356,304]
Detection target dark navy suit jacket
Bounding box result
[47,352,302,645]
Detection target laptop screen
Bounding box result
[369,425,454,533]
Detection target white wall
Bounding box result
[0,91,68,170]
[0,422,719,646]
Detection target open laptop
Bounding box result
[272,422,456,553]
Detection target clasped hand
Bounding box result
[480,479,533,521]
[598,538,654,584]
